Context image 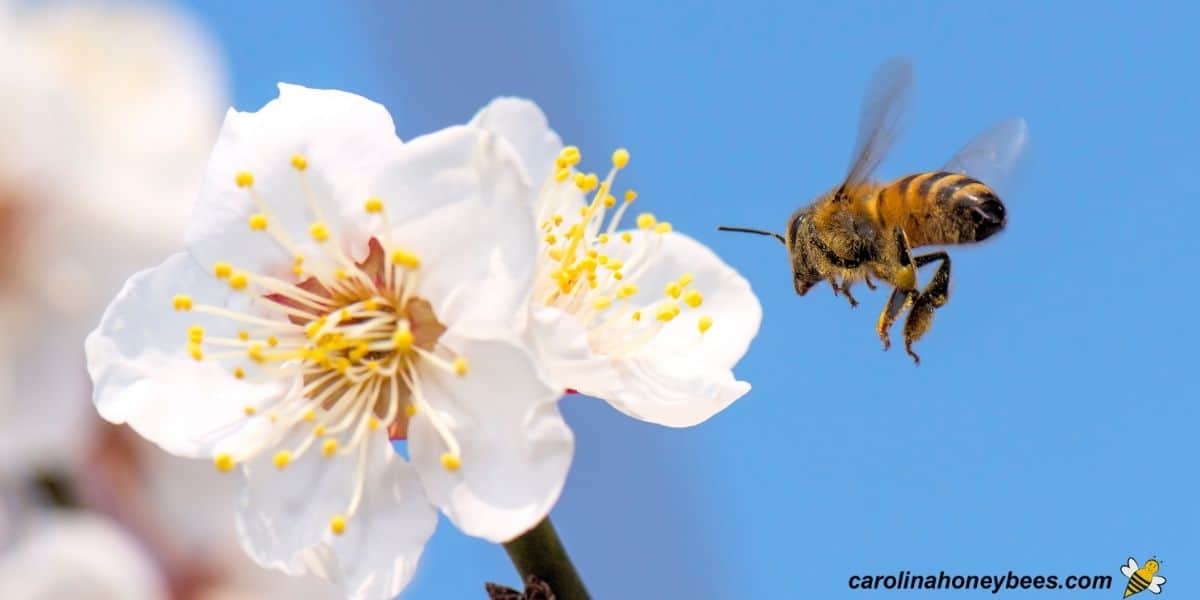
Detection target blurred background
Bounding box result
[1,1,1196,598]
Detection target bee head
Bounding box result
[787,213,822,296]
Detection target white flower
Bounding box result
[0,511,168,600]
[469,99,761,426]
[0,0,226,476]
[85,84,573,599]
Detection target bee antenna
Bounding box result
[717,226,786,245]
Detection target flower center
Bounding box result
[533,147,714,358]
[171,155,468,536]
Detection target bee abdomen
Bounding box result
[875,171,1007,246]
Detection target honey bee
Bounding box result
[720,58,1027,363]
[1121,557,1166,597]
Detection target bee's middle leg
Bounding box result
[828,277,859,308]
[902,251,952,365]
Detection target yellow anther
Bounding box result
[304,410,315,422]
[582,173,599,191]
[228,271,249,290]
[188,343,203,361]
[247,342,266,363]
[678,273,694,287]
[655,222,673,234]
[597,255,609,265]
[243,405,256,415]
[579,206,588,217]
[624,189,637,203]
[554,168,570,182]
[612,148,630,169]
[592,296,613,310]
[656,302,681,322]
[621,232,633,243]
[560,145,581,165]
[390,249,420,269]
[235,171,254,188]
[597,233,610,244]
[248,213,268,230]
[237,330,250,341]
[187,325,205,343]
[441,453,462,471]
[548,247,564,261]
[613,271,624,280]
[322,438,338,457]
[329,515,347,535]
[453,357,469,376]
[368,417,380,431]
[393,328,414,352]
[366,360,380,372]
[172,294,193,311]
[631,311,642,321]
[607,259,624,270]
[273,451,291,470]
[234,367,246,380]
[267,336,279,347]
[313,425,326,437]
[604,194,616,208]
[698,315,714,334]
[334,357,351,374]
[309,222,330,242]
[334,268,348,280]
[404,403,417,418]
[212,262,233,279]
[213,453,236,472]
[617,283,639,299]
[684,289,704,308]
[363,298,379,311]
[637,213,657,230]
[544,234,557,244]
[360,196,385,213]
[665,282,682,299]
[294,254,305,266]
[572,172,586,188]
[290,154,308,171]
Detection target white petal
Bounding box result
[236,431,436,599]
[348,125,538,329]
[186,84,403,277]
[526,305,620,396]
[468,97,563,186]
[408,332,571,543]
[590,231,761,426]
[85,252,283,458]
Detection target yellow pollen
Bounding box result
[322,438,338,457]
[632,310,642,321]
[290,154,308,170]
[544,234,556,244]
[554,168,570,182]
[247,342,265,363]
[404,403,417,418]
[172,294,193,311]
[621,232,633,243]
[607,259,623,270]
[560,145,581,165]
[390,249,420,269]
[613,271,624,280]
[684,290,704,308]
[368,417,380,431]
[313,424,326,437]
[617,283,639,299]
[234,367,245,379]
[583,173,599,191]
[309,222,330,242]
[243,405,255,415]
[597,255,609,265]
[235,171,254,188]
[624,189,637,203]
[678,273,694,287]
[248,213,268,230]
[453,357,469,376]
[655,222,673,234]
[612,148,630,169]
[665,282,682,299]
[698,315,714,334]
[228,271,249,290]
[364,298,379,311]
[212,262,233,279]
[304,410,315,422]
[604,194,616,208]
[393,328,414,352]
[597,233,610,244]
[441,453,462,471]
[267,336,279,347]
[214,453,236,472]
[656,302,681,322]
[548,247,564,261]
[188,343,203,361]
[364,197,384,213]
[187,325,205,343]
[366,360,380,372]
[637,213,657,230]
[273,451,291,470]
[237,330,250,341]
[553,214,564,226]
[329,515,347,535]
[592,296,613,310]
[335,268,348,280]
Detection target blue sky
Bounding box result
[179,2,1198,598]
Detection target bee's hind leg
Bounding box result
[876,286,914,351]
[902,251,952,365]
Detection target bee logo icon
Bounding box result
[1121,556,1166,597]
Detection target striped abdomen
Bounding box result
[869,171,1007,247]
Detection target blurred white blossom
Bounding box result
[87,84,572,599]
[471,99,761,427]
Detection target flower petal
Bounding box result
[236,431,435,599]
[468,97,563,187]
[526,305,620,396]
[186,84,403,277]
[408,332,571,543]
[348,125,538,329]
[85,252,284,458]
[608,354,751,427]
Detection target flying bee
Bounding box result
[1121,556,1166,597]
[720,58,1028,363]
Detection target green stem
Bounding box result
[502,517,590,599]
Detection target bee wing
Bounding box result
[943,117,1029,194]
[1121,558,1138,577]
[840,57,914,196]
[1148,576,1165,593]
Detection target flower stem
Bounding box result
[502,517,590,599]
